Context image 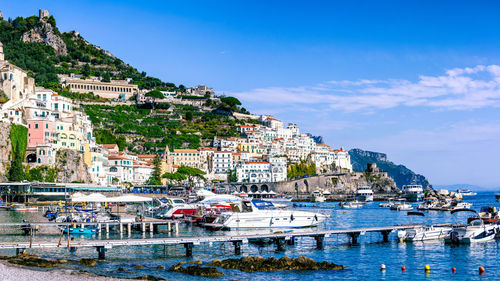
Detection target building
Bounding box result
[0,41,36,105]
[212,151,233,175]
[60,76,139,100]
[172,149,201,169]
[185,85,214,97]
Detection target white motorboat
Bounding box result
[390,201,413,211]
[397,212,451,241]
[379,198,396,208]
[356,186,374,202]
[214,200,327,229]
[449,201,472,210]
[156,195,240,219]
[456,189,477,196]
[445,209,499,244]
[311,190,326,203]
[339,201,365,209]
[402,185,424,202]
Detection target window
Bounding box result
[46,124,48,129]
[35,123,39,129]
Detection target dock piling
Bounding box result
[184,243,193,257]
[96,246,106,259]
[275,238,285,251]
[127,223,131,236]
[314,235,325,249]
[286,236,295,246]
[381,230,391,242]
[232,241,242,255]
[348,232,360,244]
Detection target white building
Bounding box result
[212,151,233,175]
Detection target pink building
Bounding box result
[27,119,55,147]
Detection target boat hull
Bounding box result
[221,211,326,229]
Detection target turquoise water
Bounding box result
[0,192,499,280]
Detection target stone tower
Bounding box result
[0,41,4,61]
[39,9,49,19]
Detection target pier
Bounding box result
[0,224,444,259]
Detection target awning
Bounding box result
[107,194,153,203]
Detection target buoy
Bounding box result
[424,265,430,272]
[452,267,456,273]
[380,264,386,271]
[343,211,346,213]
[401,266,406,271]
[479,266,485,274]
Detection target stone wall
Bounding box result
[54,149,93,183]
[0,121,12,181]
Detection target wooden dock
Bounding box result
[0,224,444,259]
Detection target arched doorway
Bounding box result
[250,185,259,193]
[304,179,309,193]
[260,184,269,192]
[26,153,36,163]
[240,185,248,193]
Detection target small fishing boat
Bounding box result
[390,201,413,211]
[456,189,477,196]
[61,226,98,235]
[445,209,499,244]
[495,193,500,204]
[10,204,38,212]
[379,198,396,208]
[397,212,451,241]
[311,190,326,203]
[339,201,364,209]
[479,206,500,224]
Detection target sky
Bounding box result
[2,1,500,188]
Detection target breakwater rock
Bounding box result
[207,256,345,272]
[168,263,225,277]
[0,253,59,268]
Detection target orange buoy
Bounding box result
[479,266,485,274]
[452,267,456,273]
[401,266,406,271]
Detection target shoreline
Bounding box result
[0,260,135,281]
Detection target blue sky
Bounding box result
[3,1,500,188]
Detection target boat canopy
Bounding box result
[450,208,478,215]
[107,194,153,203]
[71,193,108,202]
[407,211,425,217]
[252,200,276,210]
[200,195,241,204]
[196,189,216,198]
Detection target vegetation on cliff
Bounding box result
[287,159,317,179]
[7,125,27,181]
[349,148,429,188]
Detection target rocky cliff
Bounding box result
[0,121,12,181]
[54,149,93,183]
[349,148,429,188]
[22,20,67,56]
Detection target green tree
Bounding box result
[8,144,25,182]
[102,71,111,82]
[176,165,206,186]
[228,169,237,182]
[81,63,91,77]
[185,111,193,121]
[162,172,187,185]
[146,155,162,185]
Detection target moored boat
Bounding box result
[311,190,326,203]
[10,204,38,212]
[213,200,327,230]
[401,185,424,202]
[339,201,364,209]
[397,212,451,241]
[445,209,499,244]
[356,186,374,202]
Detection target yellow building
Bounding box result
[172,149,201,169]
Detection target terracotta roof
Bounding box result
[215,151,232,153]
[173,149,199,153]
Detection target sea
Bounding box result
[0,191,498,280]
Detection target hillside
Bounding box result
[0,11,254,153]
[349,148,430,188]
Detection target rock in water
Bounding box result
[206,256,344,272]
[5,254,59,268]
[79,258,97,267]
[168,263,225,277]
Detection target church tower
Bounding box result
[0,41,4,61]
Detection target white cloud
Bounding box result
[230,65,500,111]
